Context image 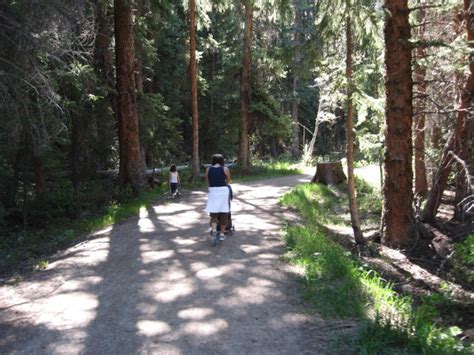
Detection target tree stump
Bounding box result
[311,161,347,185]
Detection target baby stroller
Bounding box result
[217,185,235,235]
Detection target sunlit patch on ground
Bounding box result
[196,267,223,280]
[91,226,113,236]
[58,277,103,291]
[37,292,99,328]
[173,238,198,246]
[140,250,175,264]
[49,237,110,267]
[137,320,172,336]
[153,280,196,303]
[182,319,228,336]
[178,307,214,320]
[138,218,156,233]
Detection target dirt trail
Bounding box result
[0,172,332,354]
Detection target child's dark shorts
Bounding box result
[170,183,178,193]
[210,213,229,226]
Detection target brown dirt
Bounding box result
[0,173,341,354]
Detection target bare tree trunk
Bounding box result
[291,0,301,159]
[5,147,23,208]
[454,0,474,221]
[382,0,414,248]
[240,0,253,172]
[431,124,441,150]
[93,0,115,169]
[71,114,80,196]
[422,135,455,222]
[291,75,299,158]
[345,0,364,245]
[306,115,319,159]
[413,3,428,196]
[114,0,145,194]
[32,154,46,195]
[189,0,200,179]
[423,1,474,222]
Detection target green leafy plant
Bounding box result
[281,183,472,354]
[451,235,474,289]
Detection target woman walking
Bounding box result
[205,154,231,243]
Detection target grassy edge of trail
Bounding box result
[0,161,301,282]
[280,180,473,354]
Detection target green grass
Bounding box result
[232,160,302,181]
[280,182,473,354]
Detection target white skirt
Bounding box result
[205,186,230,213]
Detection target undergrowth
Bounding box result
[280,182,473,354]
[0,186,167,277]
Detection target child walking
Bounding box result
[169,164,180,198]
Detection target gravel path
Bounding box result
[1,172,331,354]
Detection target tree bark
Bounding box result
[32,154,46,195]
[345,1,364,245]
[382,0,414,248]
[93,0,116,170]
[94,1,115,89]
[291,75,299,159]
[311,162,347,185]
[240,0,253,172]
[431,124,441,150]
[189,0,200,179]
[413,4,428,196]
[454,0,474,221]
[114,0,145,194]
[291,0,301,159]
[5,146,23,208]
[423,1,474,222]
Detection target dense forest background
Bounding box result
[0,0,472,269]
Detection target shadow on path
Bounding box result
[0,173,332,353]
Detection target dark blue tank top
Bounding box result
[208,166,227,187]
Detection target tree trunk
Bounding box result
[291,75,299,159]
[5,147,23,208]
[94,1,115,89]
[189,0,200,179]
[240,0,253,172]
[93,0,115,170]
[345,1,364,245]
[71,113,80,196]
[454,0,474,221]
[114,0,145,194]
[311,161,347,185]
[422,135,455,222]
[423,1,474,222]
[291,0,301,159]
[382,0,414,248]
[413,4,428,196]
[32,154,46,195]
[431,124,441,150]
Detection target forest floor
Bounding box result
[0,170,346,354]
[319,166,474,337]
